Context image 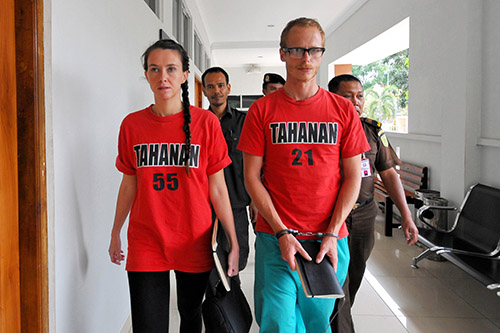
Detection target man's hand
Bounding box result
[278,234,311,271]
[379,167,419,245]
[227,246,240,277]
[249,201,258,223]
[401,215,419,245]
[316,236,339,272]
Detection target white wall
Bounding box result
[45,0,500,330]
[47,0,207,331]
[480,0,500,186]
[322,0,500,206]
[319,0,410,86]
[224,65,286,96]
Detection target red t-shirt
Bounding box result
[238,88,370,238]
[116,106,231,272]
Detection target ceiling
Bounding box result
[193,0,370,68]
[332,17,409,66]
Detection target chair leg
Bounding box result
[384,198,393,237]
[411,247,439,268]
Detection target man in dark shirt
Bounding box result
[202,66,255,271]
[329,74,419,332]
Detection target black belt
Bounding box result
[352,197,374,211]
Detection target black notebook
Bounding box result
[211,218,231,292]
[295,241,345,299]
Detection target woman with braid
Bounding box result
[108,39,239,332]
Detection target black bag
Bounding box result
[202,277,252,333]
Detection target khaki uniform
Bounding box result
[332,118,400,333]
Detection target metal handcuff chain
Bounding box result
[275,228,339,240]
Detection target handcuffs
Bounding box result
[275,228,339,240]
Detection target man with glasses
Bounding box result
[238,18,370,332]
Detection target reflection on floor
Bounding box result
[168,212,500,332]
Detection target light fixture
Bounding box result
[247,64,261,74]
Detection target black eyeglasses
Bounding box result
[282,47,326,59]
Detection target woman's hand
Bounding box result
[108,174,136,266]
[108,235,125,265]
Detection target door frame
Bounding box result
[15,0,49,331]
[195,75,203,108]
[0,0,21,330]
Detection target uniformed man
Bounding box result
[262,72,285,96]
[202,66,257,272]
[328,74,419,333]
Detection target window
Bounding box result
[144,0,160,19]
[227,96,241,109]
[228,95,263,110]
[330,18,409,133]
[202,50,207,71]
[159,29,169,40]
[353,48,409,133]
[173,0,191,55]
[182,9,191,54]
[194,32,203,70]
[242,95,262,108]
[172,1,208,70]
[205,53,211,71]
[173,0,179,38]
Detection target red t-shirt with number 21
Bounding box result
[238,88,370,239]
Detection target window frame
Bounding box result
[144,0,161,20]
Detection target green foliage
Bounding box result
[353,48,409,113]
[364,86,398,121]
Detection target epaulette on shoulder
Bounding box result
[361,117,381,128]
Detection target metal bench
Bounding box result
[411,183,500,296]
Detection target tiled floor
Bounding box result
[352,214,500,333]
[168,212,500,332]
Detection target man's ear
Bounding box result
[227,83,231,94]
[280,48,286,62]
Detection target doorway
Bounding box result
[195,75,203,108]
[0,0,21,330]
[0,0,48,331]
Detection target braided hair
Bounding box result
[181,80,191,176]
[142,39,192,176]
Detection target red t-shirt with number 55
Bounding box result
[116,105,231,272]
[238,88,370,239]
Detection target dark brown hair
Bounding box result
[202,67,229,87]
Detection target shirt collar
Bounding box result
[209,104,234,119]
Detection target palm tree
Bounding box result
[364,85,398,122]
